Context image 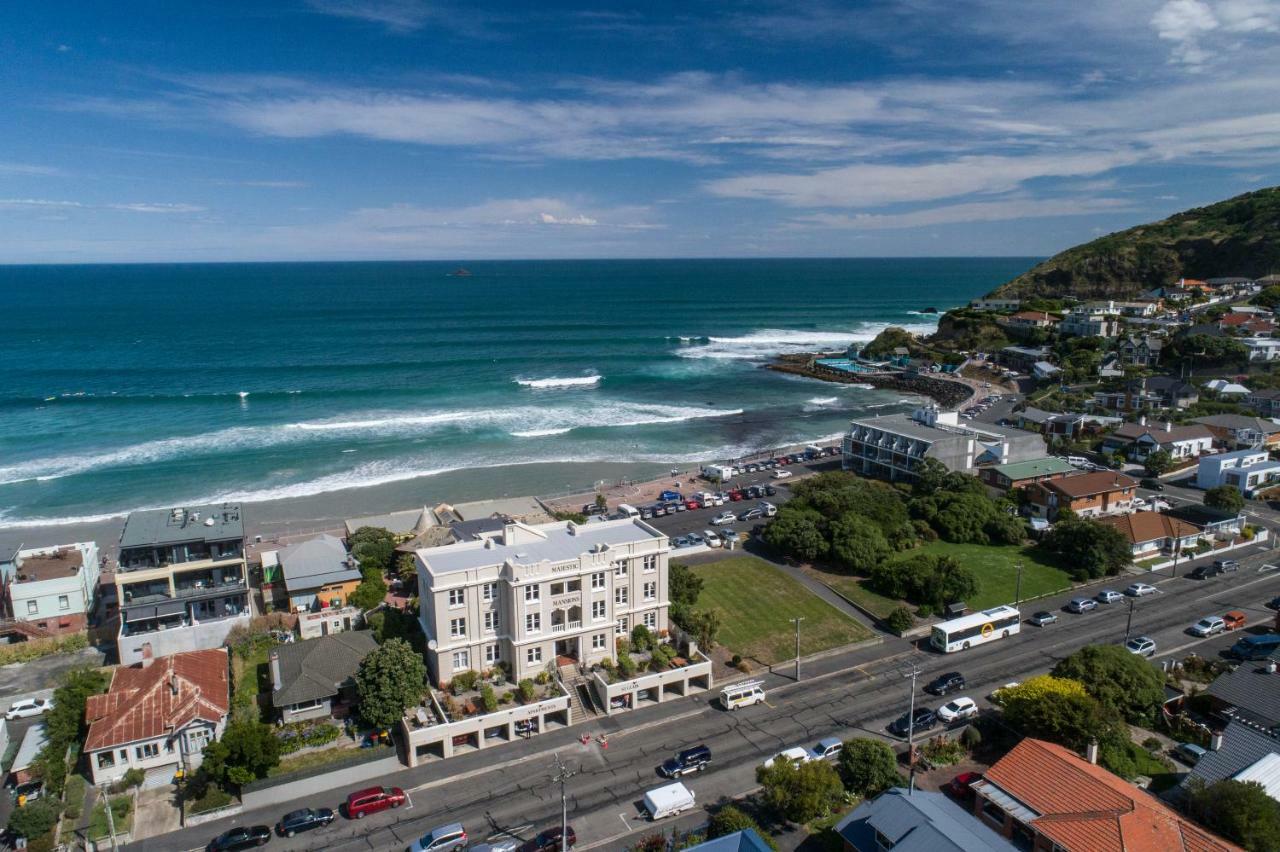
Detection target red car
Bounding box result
[776,457,791,465]
[685,499,700,510]
[948,771,982,798]
[345,786,406,819]
[728,490,743,501]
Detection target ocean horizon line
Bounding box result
[0,255,1044,269]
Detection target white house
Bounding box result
[83,646,229,786]
[1197,449,1280,496]
[0,542,100,636]
[1203,379,1251,398]
[1244,338,1280,362]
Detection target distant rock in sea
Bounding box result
[920,306,938,314]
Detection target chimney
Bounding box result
[169,672,179,696]
[1086,738,1099,765]
[1164,421,1173,433]
[1139,414,1147,426]
[1211,732,1225,752]
[269,649,282,691]
[140,642,154,668]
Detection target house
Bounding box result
[843,406,1047,483]
[1192,414,1280,449]
[1197,449,1280,495]
[1202,379,1251,398]
[1032,361,1061,381]
[1023,471,1138,520]
[1000,310,1059,331]
[344,507,433,541]
[1115,334,1162,367]
[1095,512,1202,558]
[1245,388,1280,418]
[264,534,362,614]
[0,541,100,636]
[1184,721,1280,804]
[1044,412,1087,440]
[269,631,378,723]
[1243,337,1280,362]
[1059,306,1119,338]
[970,298,1022,312]
[979,457,1076,491]
[1113,300,1161,318]
[415,517,671,684]
[1102,421,1215,463]
[1016,407,1055,432]
[971,738,1241,852]
[1165,504,1248,538]
[1204,651,1280,736]
[84,646,229,786]
[682,829,775,851]
[1094,376,1199,412]
[836,788,1015,852]
[114,504,250,663]
[999,346,1051,373]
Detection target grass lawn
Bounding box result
[87,794,133,841]
[689,556,872,664]
[268,744,363,777]
[887,541,1072,610]
[231,642,273,723]
[805,568,900,619]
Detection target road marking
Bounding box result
[403,791,414,811]
[618,813,633,831]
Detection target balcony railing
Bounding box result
[549,621,583,634]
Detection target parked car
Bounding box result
[764,484,777,496]
[1268,595,1280,610]
[737,507,764,522]
[660,745,711,778]
[809,738,843,760]
[947,771,982,798]
[773,469,793,479]
[888,707,937,737]
[208,826,272,851]
[759,501,777,516]
[670,535,690,548]
[410,824,469,852]
[1096,589,1123,604]
[344,786,406,819]
[711,511,736,525]
[276,808,335,838]
[1190,616,1226,637]
[719,529,740,546]
[1066,597,1098,613]
[1214,559,1240,572]
[10,781,43,804]
[763,746,812,768]
[1230,633,1280,660]
[702,530,721,548]
[517,826,577,851]
[1125,582,1158,597]
[1188,563,1222,581]
[686,533,705,547]
[4,697,53,720]
[1029,611,1057,627]
[1139,478,1165,490]
[925,672,965,696]
[1125,635,1157,657]
[1174,743,1208,766]
[1224,610,1248,631]
[937,697,979,724]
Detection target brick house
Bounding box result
[1023,471,1138,520]
[1095,512,1203,558]
[979,458,1076,492]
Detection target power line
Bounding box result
[901,661,924,795]
[551,752,577,849]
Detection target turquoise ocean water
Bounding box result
[0,259,1034,526]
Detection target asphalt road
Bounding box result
[129,542,1280,852]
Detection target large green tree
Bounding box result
[1143,449,1174,476]
[347,526,397,573]
[763,508,829,561]
[1186,779,1280,852]
[910,491,1023,545]
[356,637,426,728]
[838,738,901,797]
[6,798,59,840]
[1205,485,1246,512]
[756,758,846,823]
[868,554,979,612]
[999,675,1125,752]
[829,514,891,574]
[1051,644,1166,725]
[707,806,778,850]
[201,720,282,786]
[1037,516,1132,580]
[36,667,109,796]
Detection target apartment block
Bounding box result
[0,541,100,636]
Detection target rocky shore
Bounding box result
[767,353,975,409]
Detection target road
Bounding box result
[126,543,1280,852]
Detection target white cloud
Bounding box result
[1152,0,1220,65]
[791,196,1136,230]
[305,0,435,32]
[0,198,204,214]
[106,202,206,214]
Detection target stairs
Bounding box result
[558,663,602,721]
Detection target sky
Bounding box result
[1,0,1279,262]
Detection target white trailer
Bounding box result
[643,781,696,820]
[702,464,733,483]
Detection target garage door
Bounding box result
[142,766,175,790]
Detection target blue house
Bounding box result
[835,788,1015,852]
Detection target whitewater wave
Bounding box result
[510,427,574,438]
[515,375,601,389]
[677,322,939,360]
[807,397,838,406]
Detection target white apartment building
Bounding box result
[1059,305,1120,338]
[0,541,100,636]
[415,518,670,684]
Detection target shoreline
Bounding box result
[766,352,975,409]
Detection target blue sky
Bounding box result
[2,0,1279,262]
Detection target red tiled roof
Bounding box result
[1045,471,1138,499]
[983,739,1241,852]
[1095,512,1200,545]
[1219,313,1254,327]
[1007,310,1059,323]
[84,648,229,752]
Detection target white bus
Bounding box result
[930,605,1021,653]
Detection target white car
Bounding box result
[1125,635,1157,657]
[772,469,793,479]
[702,529,722,548]
[711,511,736,526]
[1125,582,1157,597]
[937,696,979,724]
[1190,616,1225,637]
[5,697,54,720]
[763,746,812,768]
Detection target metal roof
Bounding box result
[970,780,1041,824]
[1186,721,1280,793]
[277,534,361,586]
[11,723,48,772]
[837,788,1016,852]
[119,503,243,549]
[683,829,774,851]
[271,631,378,708]
[1233,752,1280,800]
[990,457,1076,480]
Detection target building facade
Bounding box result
[263,534,362,614]
[115,504,251,663]
[0,541,100,636]
[1023,471,1138,520]
[415,518,670,684]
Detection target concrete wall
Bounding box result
[298,606,363,640]
[403,687,571,766]
[240,754,403,811]
[117,613,249,663]
[590,652,714,716]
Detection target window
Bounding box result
[566,579,581,592]
[58,595,70,610]
[615,616,629,635]
[614,560,627,577]
[26,600,37,615]
[96,752,115,769]
[615,586,628,606]
[527,646,542,665]
[525,585,540,603]
[643,581,656,601]
[485,644,499,664]
[452,650,470,670]
[484,611,499,633]
[981,798,1007,826]
[592,633,607,650]
[290,698,322,711]
[449,617,466,638]
[643,612,657,629]
[187,729,209,750]
[592,600,607,621]
[643,554,657,572]
[526,612,541,634]
[591,572,606,590]
[135,743,159,760]
[550,582,565,596]
[482,582,498,602]
[447,588,465,608]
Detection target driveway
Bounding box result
[132,786,182,841]
[0,645,106,708]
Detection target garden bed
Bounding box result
[433,668,560,722]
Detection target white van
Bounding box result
[720,680,766,710]
[643,782,696,820]
[616,503,640,519]
[1066,456,1088,467]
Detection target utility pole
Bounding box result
[1125,598,1136,643]
[552,753,576,849]
[1014,562,1024,609]
[100,785,119,852]
[902,662,923,795]
[791,617,805,681]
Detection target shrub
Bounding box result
[630,624,655,653]
[730,654,743,667]
[838,738,901,796]
[480,683,498,713]
[450,670,479,694]
[617,650,637,678]
[707,805,778,850]
[650,643,677,671]
[960,726,982,748]
[535,671,551,685]
[884,605,914,634]
[737,660,751,674]
[615,637,631,655]
[1143,736,1163,752]
[7,799,59,839]
[517,679,536,703]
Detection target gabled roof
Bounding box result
[1007,310,1059,323]
[1186,721,1280,794]
[684,829,775,851]
[836,788,1015,852]
[1111,423,1215,445]
[1044,471,1138,499]
[271,631,378,708]
[1206,657,1280,733]
[990,457,1076,480]
[85,649,229,752]
[1018,407,1055,425]
[980,738,1241,852]
[1247,389,1280,401]
[277,534,361,588]
[1190,416,1280,435]
[1096,512,1201,545]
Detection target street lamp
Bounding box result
[791,617,805,681]
[1014,562,1024,609]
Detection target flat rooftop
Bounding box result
[851,412,1027,444]
[418,517,664,576]
[119,504,244,549]
[12,547,85,583]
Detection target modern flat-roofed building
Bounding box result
[843,406,1047,483]
[415,517,669,684]
[0,541,100,636]
[115,504,250,663]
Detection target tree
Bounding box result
[201,719,282,786]
[1038,516,1132,580]
[36,667,109,796]
[1185,778,1280,852]
[999,675,1124,752]
[763,508,828,561]
[884,605,914,633]
[1253,285,1280,311]
[868,554,979,612]
[1052,644,1166,725]
[838,738,901,796]
[1205,485,1246,512]
[347,526,396,573]
[756,758,846,823]
[669,562,703,611]
[356,638,426,728]
[1144,449,1173,476]
[707,806,778,850]
[684,608,722,651]
[911,458,950,497]
[6,798,59,839]
[829,514,891,574]
[349,568,388,610]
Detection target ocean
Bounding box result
[0,258,1034,530]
